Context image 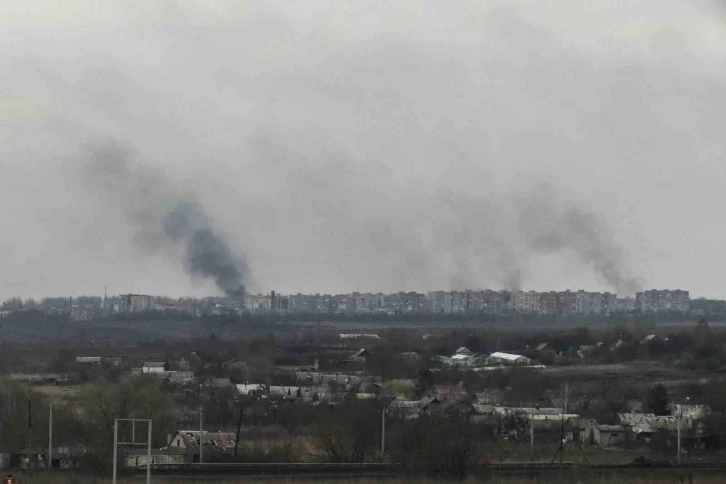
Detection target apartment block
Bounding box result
[636,290,690,313]
[119,294,153,313]
[538,291,559,315]
[557,291,577,315]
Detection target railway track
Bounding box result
[130,462,726,479]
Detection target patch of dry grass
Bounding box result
[14,473,726,484]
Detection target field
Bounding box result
[2,316,719,347]
[12,471,726,484]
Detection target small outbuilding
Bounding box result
[592,425,630,446]
[454,347,473,356]
[345,348,370,364]
[487,352,531,365]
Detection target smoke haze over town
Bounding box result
[1,0,725,298]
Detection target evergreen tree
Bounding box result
[646,384,670,416]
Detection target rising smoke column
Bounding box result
[251,136,639,293]
[82,140,247,296]
[515,182,642,294]
[81,140,639,296]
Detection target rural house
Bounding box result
[454,347,473,356]
[590,425,630,446]
[486,352,531,365]
[142,361,167,374]
[345,348,370,364]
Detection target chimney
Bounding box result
[270,291,276,314]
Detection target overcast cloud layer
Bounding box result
[1,1,725,299]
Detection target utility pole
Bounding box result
[381,398,396,457]
[199,405,204,464]
[380,404,386,455]
[26,398,32,474]
[234,404,244,457]
[112,420,118,484]
[677,398,690,465]
[112,419,152,484]
[530,420,534,461]
[677,408,681,465]
[146,421,152,484]
[561,382,569,466]
[48,402,53,470]
[551,381,570,467]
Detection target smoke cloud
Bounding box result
[2,0,724,298]
[82,141,247,296]
[515,183,643,294]
[254,139,639,293]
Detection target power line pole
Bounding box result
[146,421,152,484]
[561,382,569,467]
[112,420,118,484]
[551,381,570,467]
[234,404,244,457]
[199,405,204,464]
[380,404,386,455]
[48,402,53,470]
[26,398,32,475]
[677,407,681,465]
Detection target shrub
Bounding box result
[391,414,473,479]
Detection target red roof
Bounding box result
[434,384,467,395]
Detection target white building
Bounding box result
[486,352,531,365]
[142,361,166,374]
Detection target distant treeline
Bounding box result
[0,307,711,327]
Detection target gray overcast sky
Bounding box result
[1,1,725,299]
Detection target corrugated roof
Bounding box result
[235,383,264,395]
[434,384,467,395]
[489,352,530,362]
[640,334,658,344]
[596,425,628,432]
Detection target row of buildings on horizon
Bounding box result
[1,288,695,321]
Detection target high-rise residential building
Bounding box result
[427,291,450,313]
[615,297,635,313]
[490,290,509,314]
[231,287,691,316]
[410,292,425,313]
[538,291,559,315]
[575,291,604,314]
[468,291,482,312]
[636,290,690,313]
[287,293,333,314]
[557,290,577,315]
[601,292,618,314]
[352,292,371,313]
[288,293,310,313]
[331,294,352,314]
[501,291,516,312]
[516,290,540,313]
[370,293,386,313]
[392,292,425,313]
[245,294,272,312]
[119,294,153,313]
[451,291,469,313]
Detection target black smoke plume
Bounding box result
[82,140,247,296]
[516,182,642,294]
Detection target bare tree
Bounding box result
[313,401,379,462]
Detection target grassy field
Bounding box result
[10,471,726,484]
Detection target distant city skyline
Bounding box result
[1,287,696,317]
[0,284,702,303]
